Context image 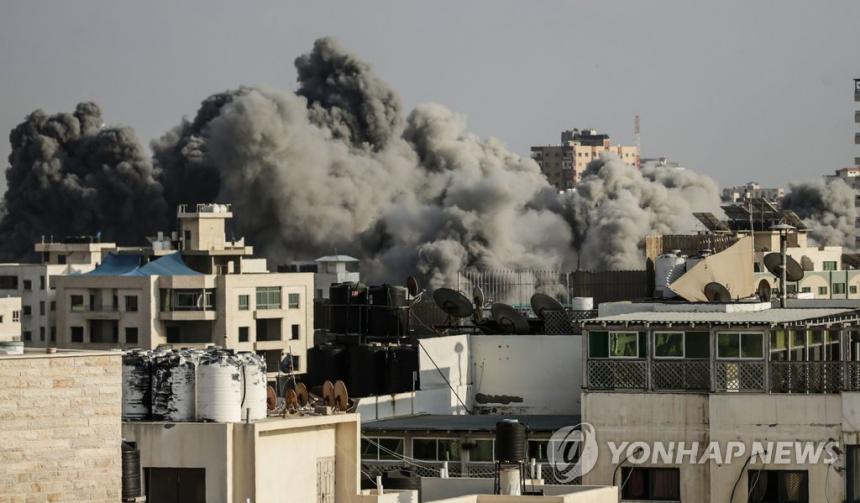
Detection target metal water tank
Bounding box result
[122,350,152,420]
[495,419,527,463]
[348,343,388,397]
[368,284,409,338]
[386,344,419,394]
[329,282,368,334]
[307,344,347,387]
[571,297,594,311]
[151,350,197,422]
[238,352,267,421]
[197,351,243,422]
[655,250,687,298]
[121,441,142,500]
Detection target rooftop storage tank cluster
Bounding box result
[306,342,419,398]
[122,348,267,423]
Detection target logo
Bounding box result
[548,423,599,482]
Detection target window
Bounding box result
[801,287,811,293]
[609,332,640,358]
[70,326,84,343]
[70,295,85,312]
[22,305,31,316]
[0,276,17,289]
[834,283,847,295]
[469,439,495,462]
[22,331,31,342]
[291,324,300,340]
[528,440,549,462]
[39,301,45,316]
[823,261,838,271]
[238,326,249,342]
[12,310,19,322]
[161,289,214,311]
[620,467,680,501]
[125,327,138,345]
[747,469,808,502]
[125,295,138,312]
[848,446,860,503]
[39,276,45,290]
[56,254,66,265]
[291,355,300,372]
[361,437,405,461]
[183,230,192,243]
[852,285,859,295]
[819,287,828,295]
[238,295,250,311]
[288,293,300,309]
[39,327,45,341]
[412,438,462,461]
[50,301,55,312]
[717,332,763,359]
[653,331,710,359]
[50,327,55,342]
[23,280,31,291]
[256,287,281,310]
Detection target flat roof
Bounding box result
[587,308,854,326]
[0,347,121,360]
[363,414,581,433]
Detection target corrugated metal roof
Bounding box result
[363,414,581,433]
[84,252,201,277]
[587,308,853,325]
[315,255,359,262]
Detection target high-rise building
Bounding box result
[530,128,639,191]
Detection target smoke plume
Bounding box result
[4,37,733,286]
[782,177,857,248]
[0,103,166,258]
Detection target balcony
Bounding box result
[159,310,216,321]
[363,460,576,486]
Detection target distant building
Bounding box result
[53,204,314,376]
[0,297,21,343]
[854,78,860,166]
[531,128,639,191]
[0,348,121,502]
[721,181,784,204]
[0,238,115,346]
[824,167,860,247]
[281,254,360,300]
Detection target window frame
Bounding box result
[361,436,405,461]
[125,295,138,312]
[653,331,686,359]
[238,294,250,311]
[620,466,681,501]
[411,437,463,462]
[716,331,764,360]
[255,287,282,310]
[608,331,641,359]
[287,292,300,309]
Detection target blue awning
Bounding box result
[85,252,201,276]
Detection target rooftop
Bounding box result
[316,255,359,263]
[0,347,120,360]
[588,306,854,326]
[362,414,581,433]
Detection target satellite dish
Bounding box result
[763,253,804,282]
[322,380,335,407]
[757,280,772,302]
[800,256,814,271]
[530,293,564,320]
[491,303,530,334]
[704,282,732,302]
[334,380,349,412]
[295,382,308,407]
[266,385,278,411]
[286,388,299,409]
[406,276,419,297]
[432,288,474,319]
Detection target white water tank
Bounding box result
[655,250,687,298]
[122,350,152,420]
[151,350,198,422]
[197,351,243,423]
[238,352,268,421]
[571,297,594,310]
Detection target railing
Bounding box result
[770,362,844,393]
[362,460,576,485]
[652,359,710,391]
[587,360,648,390]
[714,361,766,392]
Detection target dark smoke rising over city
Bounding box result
[0,37,850,286]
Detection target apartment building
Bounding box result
[0,297,21,342]
[0,238,115,346]
[580,299,860,502]
[721,181,785,204]
[530,128,639,191]
[52,204,314,375]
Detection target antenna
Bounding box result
[634,114,641,153]
[704,282,732,302]
[432,288,475,321]
[530,293,564,320]
[491,303,530,334]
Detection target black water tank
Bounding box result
[386,345,419,394]
[121,442,142,500]
[307,344,348,387]
[368,285,409,338]
[495,420,527,463]
[348,344,388,397]
[330,282,368,334]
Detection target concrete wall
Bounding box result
[470,335,581,415]
[421,478,618,503]
[0,351,121,502]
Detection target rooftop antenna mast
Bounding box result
[634,114,641,153]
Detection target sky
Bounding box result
[1,0,858,191]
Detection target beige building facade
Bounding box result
[531,129,639,191]
[0,349,121,502]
